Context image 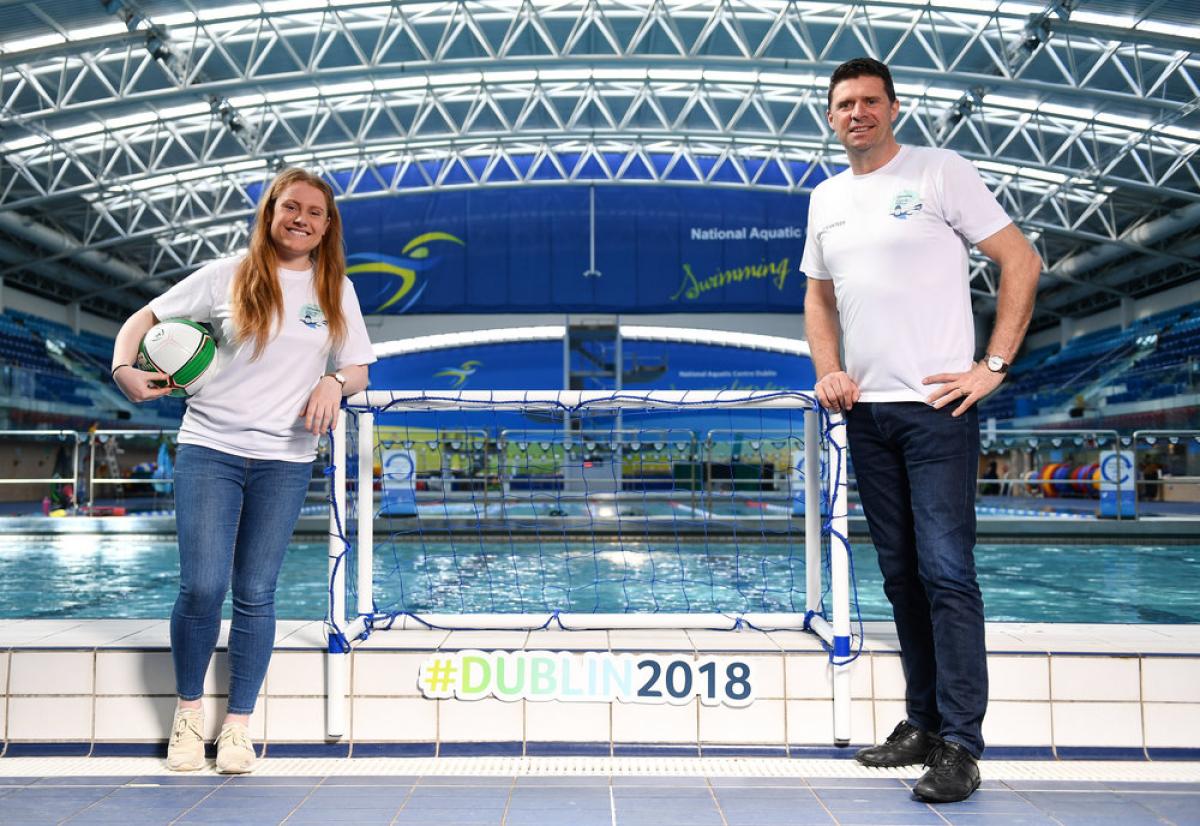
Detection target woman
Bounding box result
[111,168,375,773]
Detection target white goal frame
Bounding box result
[325,390,852,743]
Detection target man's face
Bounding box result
[827,75,900,152]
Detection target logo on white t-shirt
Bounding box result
[299,303,327,329]
[890,189,924,220]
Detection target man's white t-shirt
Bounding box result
[800,145,1012,403]
[149,257,377,462]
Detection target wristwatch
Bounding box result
[984,354,1009,374]
[327,371,347,387]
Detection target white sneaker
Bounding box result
[166,707,205,771]
[215,722,256,774]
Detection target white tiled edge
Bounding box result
[0,621,1197,754]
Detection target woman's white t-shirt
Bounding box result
[800,145,1012,402]
[149,256,376,462]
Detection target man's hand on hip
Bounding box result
[923,362,1004,417]
[815,370,861,413]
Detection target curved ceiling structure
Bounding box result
[0,0,1196,328]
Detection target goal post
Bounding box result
[325,390,854,742]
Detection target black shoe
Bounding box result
[855,721,941,768]
[913,741,981,803]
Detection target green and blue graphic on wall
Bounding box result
[434,360,482,388]
[346,231,465,314]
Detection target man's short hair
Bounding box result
[827,57,896,109]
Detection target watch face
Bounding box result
[987,356,1005,372]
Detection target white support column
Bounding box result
[804,409,821,615]
[827,415,851,745]
[357,410,375,618]
[326,416,348,739]
[1120,297,1135,329]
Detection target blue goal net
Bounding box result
[326,390,856,641]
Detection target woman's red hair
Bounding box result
[232,168,347,358]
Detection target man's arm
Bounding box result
[805,277,860,412]
[977,223,1042,363]
[924,222,1042,415]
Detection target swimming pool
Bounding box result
[1,536,1196,623]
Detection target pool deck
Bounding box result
[0,760,1198,826]
[2,620,1198,824]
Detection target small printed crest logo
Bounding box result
[148,327,166,342]
[890,189,924,220]
[300,303,327,329]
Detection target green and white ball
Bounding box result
[136,318,218,398]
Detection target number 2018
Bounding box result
[635,657,754,706]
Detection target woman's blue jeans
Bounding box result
[171,444,312,714]
[845,402,987,757]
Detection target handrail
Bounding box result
[0,425,1192,519]
[1131,429,1200,519]
[0,429,81,510]
[87,428,179,508]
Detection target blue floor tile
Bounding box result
[723,816,836,826]
[940,815,1060,826]
[833,811,946,825]
[322,775,421,786]
[391,811,503,826]
[62,814,178,826]
[293,804,401,817]
[1020,790,1160,814]
[297,792,410,806]
[418,775,513,786]
[805,777,910,789]
[126,774,227,786]
[1050,816,1168,826]
[174,820,286,826]
[514,776,612,787]
[1119,792,1200,825]
[611,776,710,787]
[708,776,811,787]
[929,790,1044,814]
[0,788,117,821]
[29,777,129,786]
[401,792,511,803]
[615,817,724,826]
[811,787,931,812]
[221,775,320,786]
[285,818,394,826]
[1003,779,1110,791]
[1104,782,1200,792]
[506,811,614,826]
[715,788,821,802]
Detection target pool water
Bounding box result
[1,536,1196,623]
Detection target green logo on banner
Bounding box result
[670,258,790,302]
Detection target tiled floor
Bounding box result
[0,774,1196,825]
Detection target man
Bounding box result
[801,58,1041,803]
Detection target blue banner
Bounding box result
[337,184,815,315]
[371,338,813,392]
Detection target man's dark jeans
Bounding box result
[846,402,987,757]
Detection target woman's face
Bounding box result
[269,181,330,266]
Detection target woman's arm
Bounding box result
[300,363,370,435]
[111,306,174,402]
